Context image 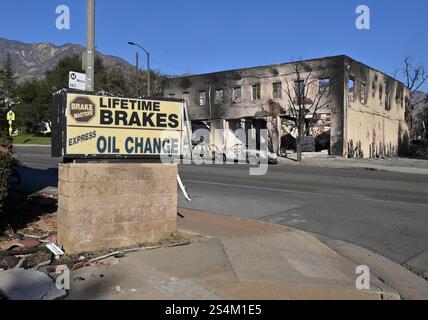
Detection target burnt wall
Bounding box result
[162,56,346,155]
[343,57,410,158]
[162,56,408,157]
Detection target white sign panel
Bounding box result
[68,71,87,91]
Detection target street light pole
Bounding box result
[147,51,151,97]
[128,41,151,96]
[86,0,95,92]
[135,51,139,96]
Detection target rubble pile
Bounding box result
[0,190,190,300]
[0,191,76,300]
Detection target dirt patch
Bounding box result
[1,190,57,240]
[62,232,192,262]
[1,191,192,272]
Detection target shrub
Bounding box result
[0,136,18,212]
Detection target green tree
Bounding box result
[15,80,51,133]
[0,53,17,107]
[15,54,85,134]
[97,64,130,96]
[44,54,125,94]
[13,54,166,134]
[45,55,84,92]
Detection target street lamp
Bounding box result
[128,41,151,96]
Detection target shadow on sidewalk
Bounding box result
[1,166,58,236]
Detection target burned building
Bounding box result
[162,55,410,158]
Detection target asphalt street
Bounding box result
[13,145,428,274]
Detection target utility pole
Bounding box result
[85,0,95,92]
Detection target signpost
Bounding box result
[52,90,184,253]
[7,110,15,136]
[52,90,184,159]
[68,71,87,91]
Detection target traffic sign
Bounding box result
[68,71,87,91]
[7,110,15,121]
[7,110,15,136]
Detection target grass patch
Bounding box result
[12,134,51,145]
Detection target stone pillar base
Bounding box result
[57,163,177,254]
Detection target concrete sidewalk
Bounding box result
[66,209,399,300]
[278,152,428,175]
[13,144,51,147]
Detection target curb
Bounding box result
[277,158,428,175]
[312,233,428,300]
[13,144,51,147]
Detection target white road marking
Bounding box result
[183,179,428,207]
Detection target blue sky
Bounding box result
[1,0,427,90]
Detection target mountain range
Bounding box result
[0,37,135,83]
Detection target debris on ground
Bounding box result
[1,190,193,300]
[0,191,65,299]
[1,224,191,299]
[0,240,24,251]
[0,269,66,300]
[28,187,58,201]
[46,242,64,256]
[0,256,20,270]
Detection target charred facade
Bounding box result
[162,55,410,158]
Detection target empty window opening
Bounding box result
[215,89,224,104]
[385,91,391,111]
[252,84,261,101]
[348,77,355,102]
[319,78,330,95]
[233,87,242,103]
[273,82,282,99]
[405,97,411,122]
[294,80,305,105]
[295,80,305,97]
[182,92,190,106]
[199,91,206,106]
[360,83,367,104]
[396,88,403,107]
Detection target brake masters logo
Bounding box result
[65,93,183,157]
[70,96,96,122]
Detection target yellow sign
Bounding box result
[7,110,15,121]
[65,93,183,156]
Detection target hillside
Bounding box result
[0,37,134,82]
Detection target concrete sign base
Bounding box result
[57,163,177,254]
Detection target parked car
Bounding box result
[219,144,278,165]
[37,121,52,136]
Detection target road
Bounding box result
[14,145,428,275]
